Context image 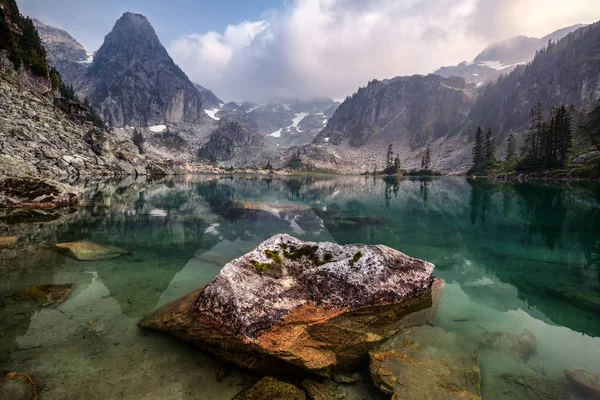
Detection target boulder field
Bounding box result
[140,234,441,376]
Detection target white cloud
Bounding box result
[169,0,600,103]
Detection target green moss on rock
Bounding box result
[349,252,363,266]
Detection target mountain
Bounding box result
[197,121,279,168]
[470,23,599,135]
[310,22,598,174]
[207,97,339,148]
[434,24,586,85]
[32,19,87,63]
[0,0,179,178]
[194,83,223,110]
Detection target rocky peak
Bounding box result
[84,12,206,127]
[32,19,87,63]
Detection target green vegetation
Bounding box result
[0,1,52,82]
[264,249,282,264]
[279,243,334,266]
[470,102,600,179]
[349,251,362,266]
[250,260,275,272]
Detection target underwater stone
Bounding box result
[13,284,74,307]
[301,379,346,400]
[0,236,17,248]
[0,372,38,400]
[369,325,482,399]
[232,377,306,400]
[55,241,129,261]
[564,369,600,399]
[140,234,437,376]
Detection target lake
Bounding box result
[1,175,599,399]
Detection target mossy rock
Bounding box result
[233,377,306,400]
[55,241,129,261]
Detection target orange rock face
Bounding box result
[140,234,441,376]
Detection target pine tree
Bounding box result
[586,102,600,151]
[506,133,516,160]
[423,144,431,170]
[525,103,544,158]
[484,128,495,164]
[393,154,401,171]
[557,105,572,165]
[472,127,484,170]
[386,144,394,168]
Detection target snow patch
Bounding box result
[324,137,330,142]
[150,209,167,217]
[282,103,291,111]
[205,223,220,235]
[268,128,282,138]
[480,60,526,71]
[289,112,308,133]
[246,105,260,113]
[78,52,94,64]
[205,108,221,120]
[149,124,167,133]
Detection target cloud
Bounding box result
[169,0,600,102]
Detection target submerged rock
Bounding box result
[0,372,38,400]
[483,329,537,361]
[484,373,569,400]
[0,236,17,248]
[55,241,129,261]
[369,325,481,399]
[233,377,306,400]
[232,201,313,214]
[301,379,346,400]
[13,284,74,307]
[0,176,80,208]
[140,234,437,375]
[564,369,600,399]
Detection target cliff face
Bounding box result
[32,19,87,64]
[0,69,181,178]
[198,121,280,168]
[434,24,586,86]
[470,23,600,135]
[83,13,206,128]
[315,75,474,149]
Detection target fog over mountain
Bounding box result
[168,0,599,102]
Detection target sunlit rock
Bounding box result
[0,236,17,248]
[233,377,305,400]
[301,379,346,400]
[369,325,481,399]
[13,284,74,307]
[564,369,600,399]
[55,241,129,261]
[140,234,438,376]
[0,372,38,400]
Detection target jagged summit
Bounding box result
[83,12,206,127]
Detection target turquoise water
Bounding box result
[1,175,599,399]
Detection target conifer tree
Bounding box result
[586,102,600,151]
[423,144,431,170]
[393,154,401,171]
[525,103,544,158]
[484,128,495,164]
[386,144,394,168]
[472,127,484,170]
[506,133,516,160]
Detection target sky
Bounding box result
[17,0,600,103]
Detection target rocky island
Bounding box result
[140,234,442,376]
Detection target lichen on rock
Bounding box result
[140,234,438,376]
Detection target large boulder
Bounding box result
[564,369,600,399]
[140,234,438,376]
[369,325,481,399]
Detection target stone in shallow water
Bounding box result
[484,373,569,400]
[369,325,481,399]
[564,369,600,399]
[483,329,537,361]
[0,236,17,248]
[13,284,74,307]
[232,201,313,213]
[233,377,306,400]
[301,379,346,400]
[55,241,129,261]
[140,234,437,376]
[0,372,38,400]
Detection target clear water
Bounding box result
[1,175,599,399]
